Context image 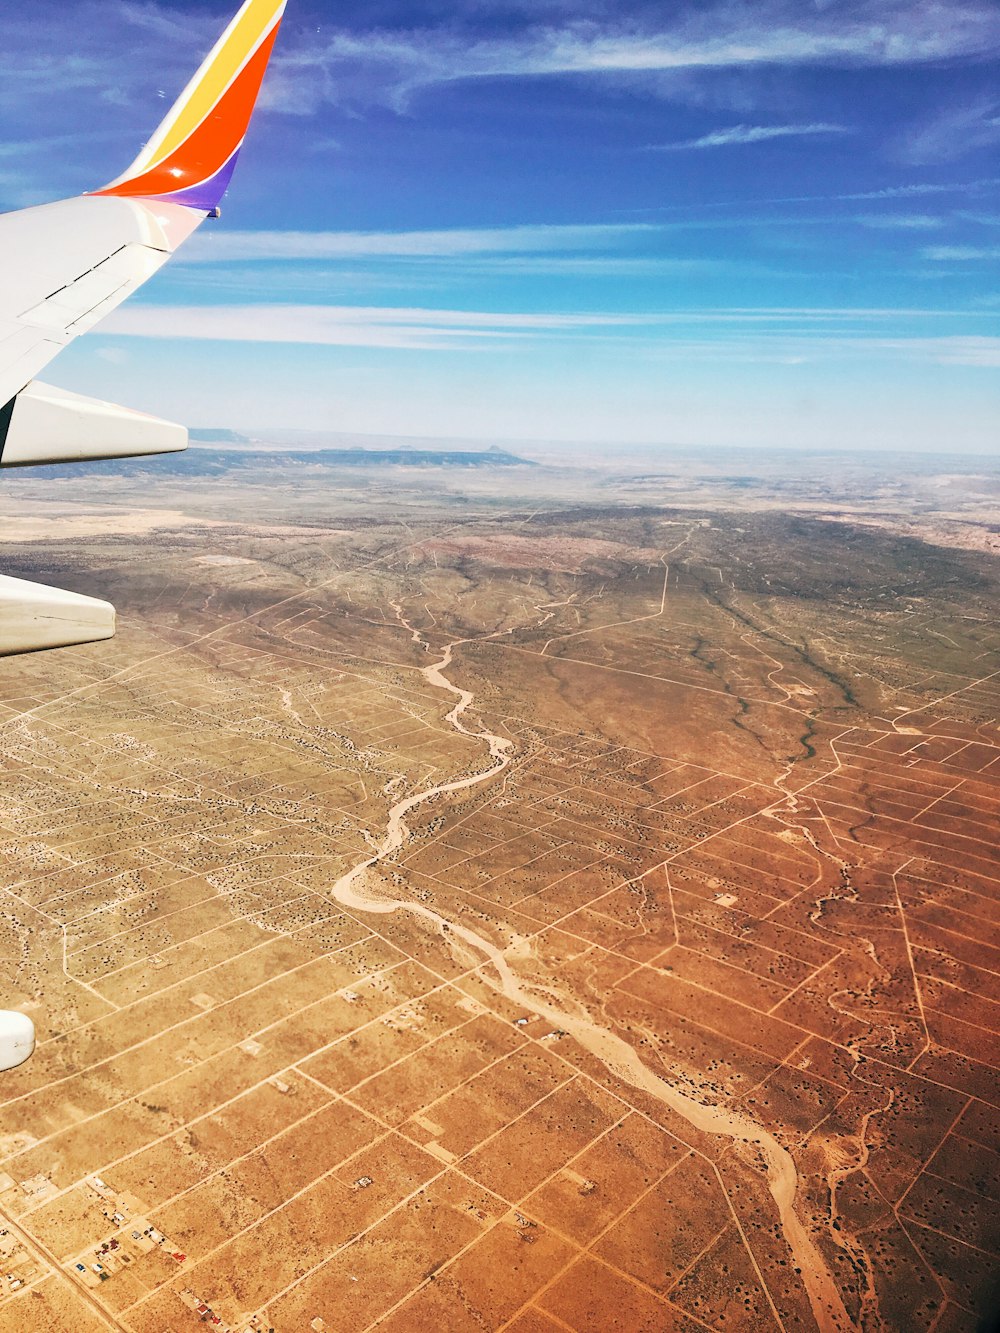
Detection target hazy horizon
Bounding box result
[183,427,1000,462]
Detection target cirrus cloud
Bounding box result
[647,122,848,150]
[261,0,1000,112]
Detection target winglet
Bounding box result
[92,0,286,211]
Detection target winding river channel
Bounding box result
[330,634,852,1332]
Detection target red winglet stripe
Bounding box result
[94,25,279,202]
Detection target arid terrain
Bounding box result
[0,445,997,1333]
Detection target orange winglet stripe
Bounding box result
[93,26,279,202]
[149,0,284,169]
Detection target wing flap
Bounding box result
[0,380,186,468]
[0,331,67,407]
[20,243,169,337]
[0,198,202,403]
[0,575,115,654]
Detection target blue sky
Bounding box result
[4,0,1000,452]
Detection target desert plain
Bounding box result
[0,443,996,1333]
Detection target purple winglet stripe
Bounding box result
[135,148,243,210]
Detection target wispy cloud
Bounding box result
[922,245,1000,260]
[434,256,730,278]
[5,1,994,125]
[888,335,1000,366]
[855,213,944,229]
[177,211,963,271]
[175,213,921,268]
[101,302,653,351]
[689,179,1000,208]
[893,99,1000,165]
[645,331,1000,368]
[839,180,997,200]
[181,223,659,262]
[649,122,848,151]
[0,3,218,110]
[99,303,996,353]
[262,1,1000,112]
[0,131,121,161]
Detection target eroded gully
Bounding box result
[329,631,852,1332]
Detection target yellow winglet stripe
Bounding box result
[139,0,285,174]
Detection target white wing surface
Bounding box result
[0,0,286,654]
[0,198,201,418]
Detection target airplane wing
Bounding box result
[0,0,286,655]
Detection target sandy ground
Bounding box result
[412,535,664,571]
[0,509,231,542]
[0,508,352,543]
[330,617,853,1332]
